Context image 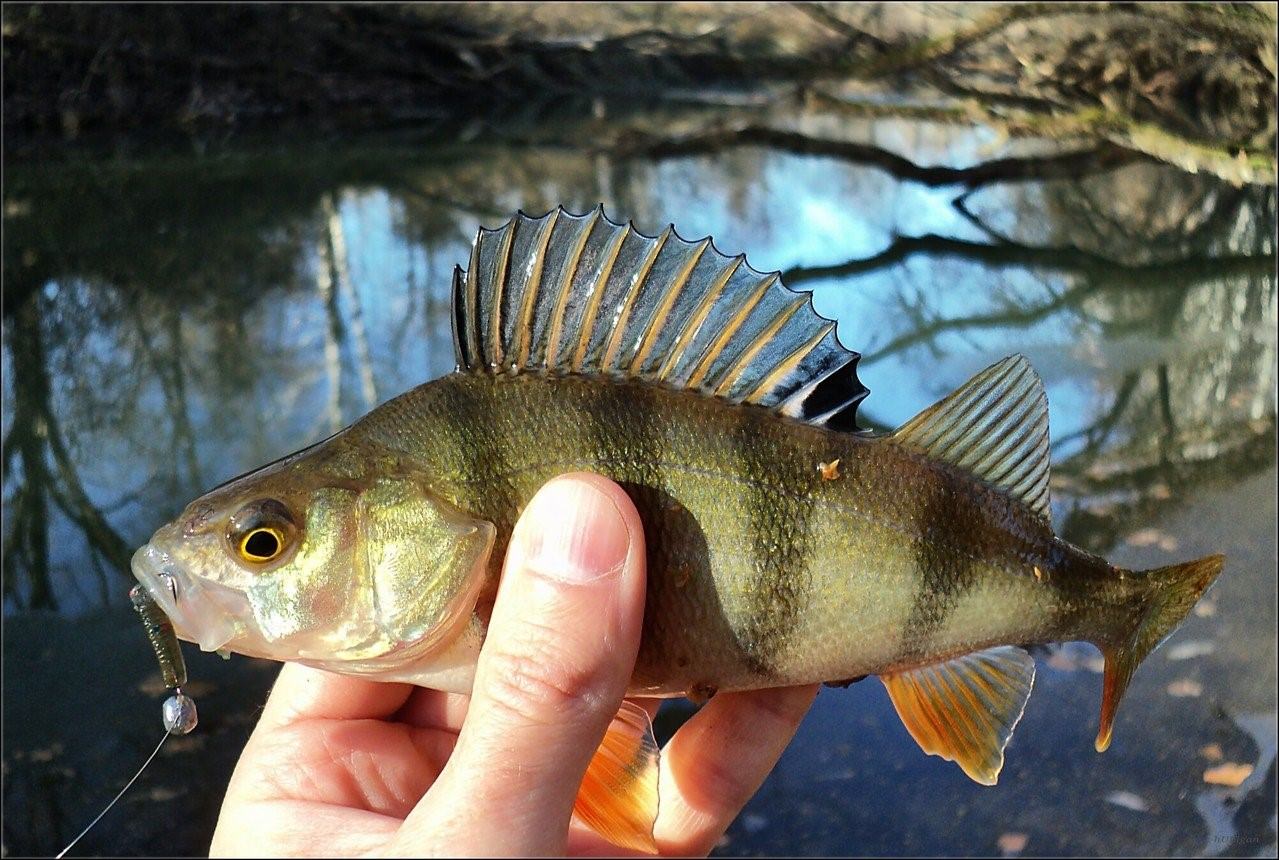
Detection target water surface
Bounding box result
[4,105,1275,856]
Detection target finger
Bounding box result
[256,662,414,730]
[565,817,654,857]
[654,685,818,855]
[398,473,646,856]
[393,688,471,733]
[226,716,459,814]
[211,800,399,857]
[392,691,645,736]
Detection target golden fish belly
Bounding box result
[356,372,1073,695]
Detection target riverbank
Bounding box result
[4,3,1274,183]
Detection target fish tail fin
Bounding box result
[1094,553,1225,752]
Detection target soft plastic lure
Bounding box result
[55,584,197,857]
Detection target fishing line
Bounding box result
[55,731,169,859]
[58,583,200,856]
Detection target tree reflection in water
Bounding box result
[2,114,1274,619]
[1,99,1275,860]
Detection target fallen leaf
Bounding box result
[1199,743,1223,762]
[1193,600,1217,618]
[1047,651,1079,672]
[1166,640,1215,661]
[1203,763,1253,787]
[1126,528,1164,547]
[1166,679,1203,697]
[1105,790,1149,812]
[28,743,64,763]
[162,734,207,755]
[147,786,184,802]
[138,674,168,696]
[997,832,1029,855]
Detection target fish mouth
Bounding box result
[131,543,249,653]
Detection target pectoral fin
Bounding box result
[880,646,1035,785]
[573,699,660,853]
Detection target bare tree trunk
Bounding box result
[325,192,379,410]
[316,195,344,436]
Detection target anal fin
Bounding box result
[880,645,1035,785]
[573,699,660,853]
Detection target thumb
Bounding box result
[398,473,646,856]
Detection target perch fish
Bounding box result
[131,206,1224,851]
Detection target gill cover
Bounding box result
[242,477,495,666]
[358,477,496,654]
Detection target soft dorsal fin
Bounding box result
[892,355,1051,520]
[451,206,869,431]
[881,645,1036,785]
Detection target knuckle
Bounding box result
[749,688,812,736]
[697,748,751,808]
[480,623,610,726]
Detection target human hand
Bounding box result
[210,473,818,857]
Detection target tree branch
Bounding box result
[612,124,1142,187]
[783,233,1273,287]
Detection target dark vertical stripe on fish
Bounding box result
[577,380,699,681]
[435,378,521,553]
[1046,538,1102,640]
[900,471,981,661]
[581,379,665,489]
[732,412,816,676]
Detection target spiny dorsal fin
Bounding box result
[892,355,1051,520]
[881,645,1036,786]
[451,206,869,431]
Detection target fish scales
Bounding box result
[131,208,1224,841]
[358,371,1078,694]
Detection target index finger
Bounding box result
[654,684,818,855]
[257,662,415,730]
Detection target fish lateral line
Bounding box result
[121,207,1228,850]
[413,391,1043,582]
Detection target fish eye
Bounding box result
[239,527,284,563]
[227,499,297,567]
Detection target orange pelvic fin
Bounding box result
[881,645,1036,785]
[573,699,660,853]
